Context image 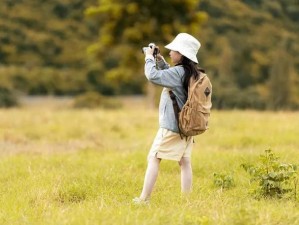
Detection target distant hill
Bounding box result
[0,0,298,109]
[0,0,98,95]
[198,0,299,109]
[1,0,97,67]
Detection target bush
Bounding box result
[72,92,122,109]
[212,84,266,110]
[241,149,298,199]
[0,86,18,108]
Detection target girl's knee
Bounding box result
[179,157,191,167]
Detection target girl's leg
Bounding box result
[139,156,161,200]
[179,157,192,193]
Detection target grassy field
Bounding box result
[1,103,299,225]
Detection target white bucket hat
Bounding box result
[165,33,201,63]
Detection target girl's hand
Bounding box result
[145,46,154,56]
[152,46,163,61]
[156,53,163,61]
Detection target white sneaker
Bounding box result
[132,197,150,205]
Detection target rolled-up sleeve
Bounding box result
[144,58,184,89]
[157,57,170,70]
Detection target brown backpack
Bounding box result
[169,73,212,137]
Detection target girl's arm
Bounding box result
[156,55,170,70]
[144,57,183,89]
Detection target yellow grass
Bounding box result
[0,102,299,225]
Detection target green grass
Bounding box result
[0,107,299,225]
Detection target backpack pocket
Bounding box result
[179,105,209,136]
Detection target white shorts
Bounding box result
[148,128,193,161]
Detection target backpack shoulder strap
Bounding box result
[188,73,207,99]
[168,90,183,139]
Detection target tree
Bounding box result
[0,86,18,108]
[212,37,235,109]
[85,0,207,103]
[268,37,298,110]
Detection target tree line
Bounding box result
[0,0,298,109]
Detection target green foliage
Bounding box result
[0,85,18,108]
[268,40,298,110]
[1,66,89,95]
[85,0,207,89]
[213,172,235,190]
[0,0,96,67]
[1,0,299,110]
[199,0,299,110]
[241,149,298,198]
[72,92,122,109]
[0,0,98,95]
[212,84,266,110]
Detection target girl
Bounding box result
[133,33,202,204]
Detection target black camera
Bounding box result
[142,43,159,57]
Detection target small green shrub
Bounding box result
[213,172,235,190]
[241,149,298,199]
[72,92,122,109]
[0,86,18,108]
[57,181,92,203]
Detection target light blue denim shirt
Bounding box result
[144,55,187,133]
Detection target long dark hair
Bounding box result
[178,56,205,92]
